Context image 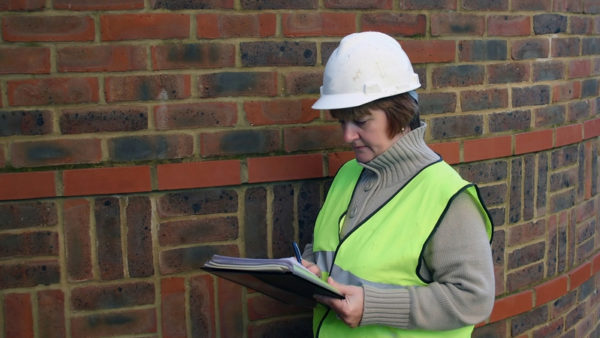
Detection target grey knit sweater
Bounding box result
[303,123,495,330]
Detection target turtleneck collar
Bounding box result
[358,122,441,187]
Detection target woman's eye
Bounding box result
[354,119,367,126]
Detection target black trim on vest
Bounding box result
[415,184,494,284]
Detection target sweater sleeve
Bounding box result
[360,192,495,330]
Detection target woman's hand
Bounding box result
[301,259,322,277]
[315,277,364,328]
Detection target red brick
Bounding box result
[282,12,355,37]
[0,231,58,258]
[63,166,151,196]
[361,13,426,36]
[2,15,94,42]
[217,278,244,337]
[0,260,60,289]
[569,59,592,79]
[431,13,485,36]
[37,290,66,338]
[153,0,234,9]
[201,129,280,157]
[327,151,355,176]
[63,199,93,282]
[158,160,241,191]
[158,216,238,246]
[126,196,154,278]
[0,171,55,200]
[0,47,50,74]
[535,276,568,306]
[71,282,155,311]
[284,70,322,95]
[161,278,186,338]
[429,142,460,164]
[105,75,190,102]
[8,77,99,106]
[556,124,583,146]
[197,13,276,38]
[54,0,143,10]
[464,136,512,162]
[245,99,318,126]
[583,117,600,138]
[552,81,582,103]
[247,154,323,183]
[190,275,217,337]
[593,252,600,274]
[57,45,146,72]
[152,43,236,70]
[155,102,237,130]
[0,0,45,10]
[395,40,456,64]
[4,293,34,338]
[10,138,101,168]
[515,129,553,155]
[70,308,157,337]
[489,291,533,322]
[284,125,345,152]
[100,14,189,41]
[569,262,592,290]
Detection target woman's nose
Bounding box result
[342,122,359,143]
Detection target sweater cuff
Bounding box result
[360,284,410,328]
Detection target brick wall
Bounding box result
[0,1,599,337]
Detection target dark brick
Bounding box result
[551,145,579,169]
[159,244,238,274]
[284,125,345,152]
[0,260,60,289]
[10,138,102,168]
[581,79,599,98]
[157,189,238,218]
[430,115,483,139]
[320,41,339,65]
[60,106,148,134]
[272,184,294,258]
[460,88,508,112]
[511,306,549,336]
[511,39,549,60]
[126,196,154,278]
[0,201,57,231]
[418,92,457,115]
[37,289,66,338]
[402,0,456,9]
[240,41,316,67]
[512,85,550,107]
[431,13,485,36]
[95,197,123,281]
[245,187,267,258]
[241,0,317,9]
[361,13,426,37]
[488,207,506,227]
[462,0,507,9]
[550,167,578,192]
[473,320,507,337]
[198,71,278,97]
[201,129,280,156]
[158,216,238,246]
[507,262,544,291]
[70,308,156,337]
[458,40,507,61]
[105,74,190,102]
[108,134,193,162]
[155,102,237,130]
[152,0,233,9]
[488,62,530,84]
[0,231,58,258]
[533,316,564,338]
[248,317,313,338]
[190,275,216,337]
[71,282,154,311]
[432,64,484,88]
[54,0,143,10]
[550,189,576,213]
[478,184,507,206]
[63,199,93,282]
[509,157,522,224]
[551,290,576,318]
[552,37,581,57]
[298,180,322,250]
[284,70,322,95]
[324,0,392,9]
[0,110,52,136]
[533,60,564,81]
[523,154,535,220]
[567,100,592,121]
[152,43,235,70]
[458,160,508,184]
[489,110,531,132]
[508,219,546,246]
[534,105,566,127]
[512,0,551,11]
[565,303,585,330]
[508,242,545,269]
[534,14,567,34]
[0,0,45,10]
[582,37,600,55]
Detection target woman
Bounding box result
[301,31,495,337]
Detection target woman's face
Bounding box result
[338,109,402,163]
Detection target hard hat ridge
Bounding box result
[312,31,420,110]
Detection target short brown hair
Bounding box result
[329,92,419,138]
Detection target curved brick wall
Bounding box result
[0,1,599,337]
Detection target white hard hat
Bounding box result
[312,31,421,110]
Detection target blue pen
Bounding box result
[292,241,302,264]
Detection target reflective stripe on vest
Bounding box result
[312,160,493,337]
